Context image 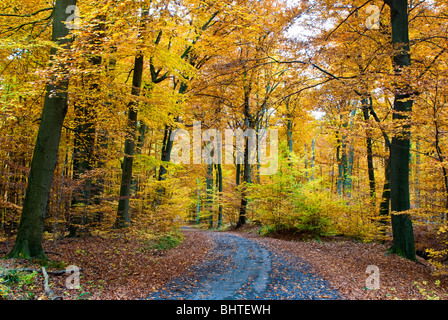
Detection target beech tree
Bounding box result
[114,8,147,228]
[6,0,77,259]
[387,0,416,260]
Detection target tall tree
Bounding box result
[6,0,77,259]
[114,53,144,228]
[362,97,376,203]
[115,7,151,228]
[387,0,416,260]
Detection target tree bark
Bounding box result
[217,162,223,228]
[238,134,252,227]
[362,98,376,203]
[6,0,77,259]
[237,78,254,227]
[344,110,356,197]
[115,54,144,228]
[388,0,416,260]
[368,100,391,219]
[206,163,214,228]
[379,155,391,217]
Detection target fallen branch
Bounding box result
[41,267,63,300]
[41,267,54,299]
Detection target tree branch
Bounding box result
[0,7,53,18]
[325,0,374,41]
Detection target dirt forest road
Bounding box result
[146,227,342,300]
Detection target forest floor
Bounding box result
[1,224,448,300]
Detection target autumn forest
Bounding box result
[1,0,448,301]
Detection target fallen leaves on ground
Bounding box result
[0,228,214,300]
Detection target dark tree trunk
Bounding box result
[6,0,77,259]
[388,0,416,260]
[237,79,254,227]
[206,163,214,228]
[362,98,376,202]
[217,162,223,228]
[115,54,144,228]
[379,156,391,218]
[158,125,173,182]
[368,100,391,220]
[236,163,241,187]
[238,134,251,227]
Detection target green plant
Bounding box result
[2,270,21,284]
[0,267,38,300]
[32,259,68,270]
[2,270,37,288]
[138,230,184,253]
[76,292,92,300]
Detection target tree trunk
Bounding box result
[206,163,213,228]
[130,122,147,195]
[238,134,251,227]
[379,155,391,218]
[388,0,416,260]
[345,143,355,197]
[196,178,201,224]
[6,0,77,259]
[336,128,347,196]
[158,125,173,182]
[311,137,317,180]
[237,79,254,227]
[156,83,187,204]
[236,163,241,187]
[115,54,144,228]
[344,110,356,197]
[217,162,223,228]
[368,100,391,220]
[362,98,376,203]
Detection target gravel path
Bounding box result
[146,229,341,300]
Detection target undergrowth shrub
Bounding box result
[0,266,38,300]
[249,154,383,241]
[137,230,184,253]
[250,179,337,239]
